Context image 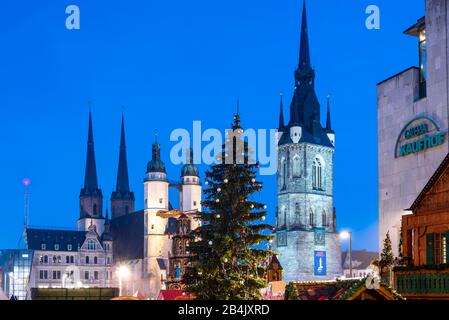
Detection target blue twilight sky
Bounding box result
[0,0,424,251]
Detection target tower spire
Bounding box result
[83,111,99,192]
[111,113,135,219]
[115,114,131,194]
[295,0,315,86]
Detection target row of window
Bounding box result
[280,157,325,190]
[39,270,106,281]
[278,205,330,228]
[39,255,112,265]
[40,240,111,252]
[39,255,75,264]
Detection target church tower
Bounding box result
[143,136,170,299]
[78,111,105,235]
[179,149,202,230]
[111,114,135,219]
[273,1,342,282]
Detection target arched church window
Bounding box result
[280,158,287,189]
[312,158,323,190]
[309,210,315,227]
[293,156,301,177]
[322,211,328,227]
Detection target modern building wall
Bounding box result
[378,0,449,256]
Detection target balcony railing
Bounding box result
[394,267,449,297]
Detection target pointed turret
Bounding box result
[325,95,334,133]
[111,113,135,219]
[325,96,335,146]
[278,94,285,131]
[79,111,103,219]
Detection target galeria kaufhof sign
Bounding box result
[395,116,447,158]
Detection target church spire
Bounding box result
[278,94,285,131]
[80,110,103,221]
[111,112,135,219]
[295,0,315,86]
[115,114,131,194]
[82,111,100,193]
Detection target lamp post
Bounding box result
[117,266,129,297]
[340,231,352,278]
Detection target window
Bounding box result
[54,244,59,251]
[94,256,98,265]
[93,204,98,216]
[57,256,62,263]
[94,271,99,280]
[85,271,89,280]
[67,244,72,251]
[53,271,61,280]
[41,243,46,250]
[193,201,197,206]
[86,256,90,264]
[159,198,163,204]
[322,211,328,227]
[66,256,70,264]
[434,233,447,265]
[309,210,315,227]
[418,28,427,99]
[53,256,57,264]
[292,156,301,177]
[43,255,48,264]
[88,240,96,250]
[70,256,75,264]
[107,257,111,265]
[312,158,323,190]
[280,159,287,189]
[39,270,48,280]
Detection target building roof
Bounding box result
[409,152,449,211]
[157,290,186,301]
[278,0,334,148]
[147,140,166,174]
[26,228,87,252]
[111,211,145,262]
[341,250,378,270]
[403,16,425,37]
[287,279,404,300]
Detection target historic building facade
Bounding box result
[25,112,115,293]
[273,1,342,282]
[378,0,449,257]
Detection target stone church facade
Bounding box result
[273,1,342,282]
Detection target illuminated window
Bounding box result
[419,28,427,98]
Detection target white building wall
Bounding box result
[378,0,449,256]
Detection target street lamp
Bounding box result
[117,265,130,297]
[340,231,352,278]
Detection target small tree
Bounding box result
[380,231,394,277]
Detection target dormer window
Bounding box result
[88,240,96,250]
[54,244,59,251]
[41,243,46,250]
[67,244,72,251]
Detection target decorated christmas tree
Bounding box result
[183,112,274,300]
